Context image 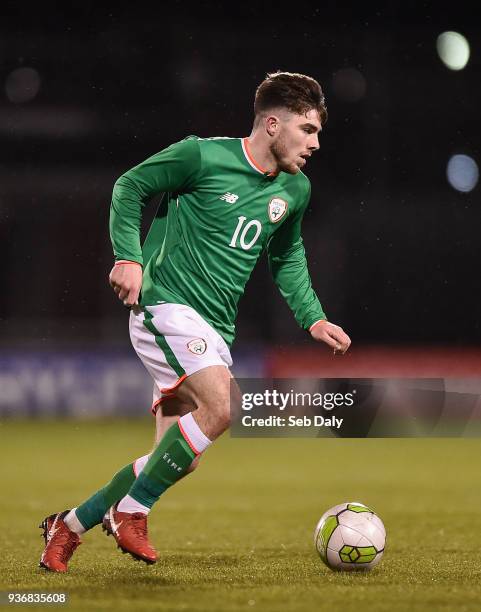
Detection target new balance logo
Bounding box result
[220,192,239,204]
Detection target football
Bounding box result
[314,502,386,571]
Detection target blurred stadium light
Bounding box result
[446,154,479,193]
[0,107,98,137]
[331,68,367,103]
[5,67,41,103]
[436,31,470,71]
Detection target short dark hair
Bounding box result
[254,71,327,125]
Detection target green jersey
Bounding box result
[109,136,326,346]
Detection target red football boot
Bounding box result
[103,503,157,564]
[39,510,81,572]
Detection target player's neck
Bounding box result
[245,132,278,175]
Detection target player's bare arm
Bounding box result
[310,320,351,354]
[108,261,142,306]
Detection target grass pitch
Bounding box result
[1,419,481,611]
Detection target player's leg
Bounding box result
[38,453,152,572]
[153,397,202,475]
[101,397,201,539]
[38,304,203,572]
[106,303,235,563]
[108,365,238,563]
[68,397,199,534]
[119,365,234,513]
[38,397,198,572]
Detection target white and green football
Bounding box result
[314,502,386,571]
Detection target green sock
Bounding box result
[75,462,137,530]
[127,422,197,509]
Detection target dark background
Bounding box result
[1,2,479,350]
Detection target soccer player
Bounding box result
[39,71,351,572]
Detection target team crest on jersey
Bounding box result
[187,338,207,355]
[268,197,288,223]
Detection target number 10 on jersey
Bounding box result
[229,216,262,251]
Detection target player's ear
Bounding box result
[266,114,280,137]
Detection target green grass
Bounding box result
[1,419,481,611]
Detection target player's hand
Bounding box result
[108,261,143,307]
[310,320,351,354]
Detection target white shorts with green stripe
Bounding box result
[129,303,233,414]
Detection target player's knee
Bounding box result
[193,397,231,438]
[202,398,231,429]
[228,379,242,422]
[215,377,240,424]
[215,403,231,431]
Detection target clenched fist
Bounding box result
[108,261,143,307]
[310,320,351,354]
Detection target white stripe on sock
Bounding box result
[179,412,211,454]
[133,454,150,477]
[64,508,87,534]
[117,494,150,515]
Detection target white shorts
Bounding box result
[129,303,233,414]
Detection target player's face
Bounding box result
[270,108,321,174]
